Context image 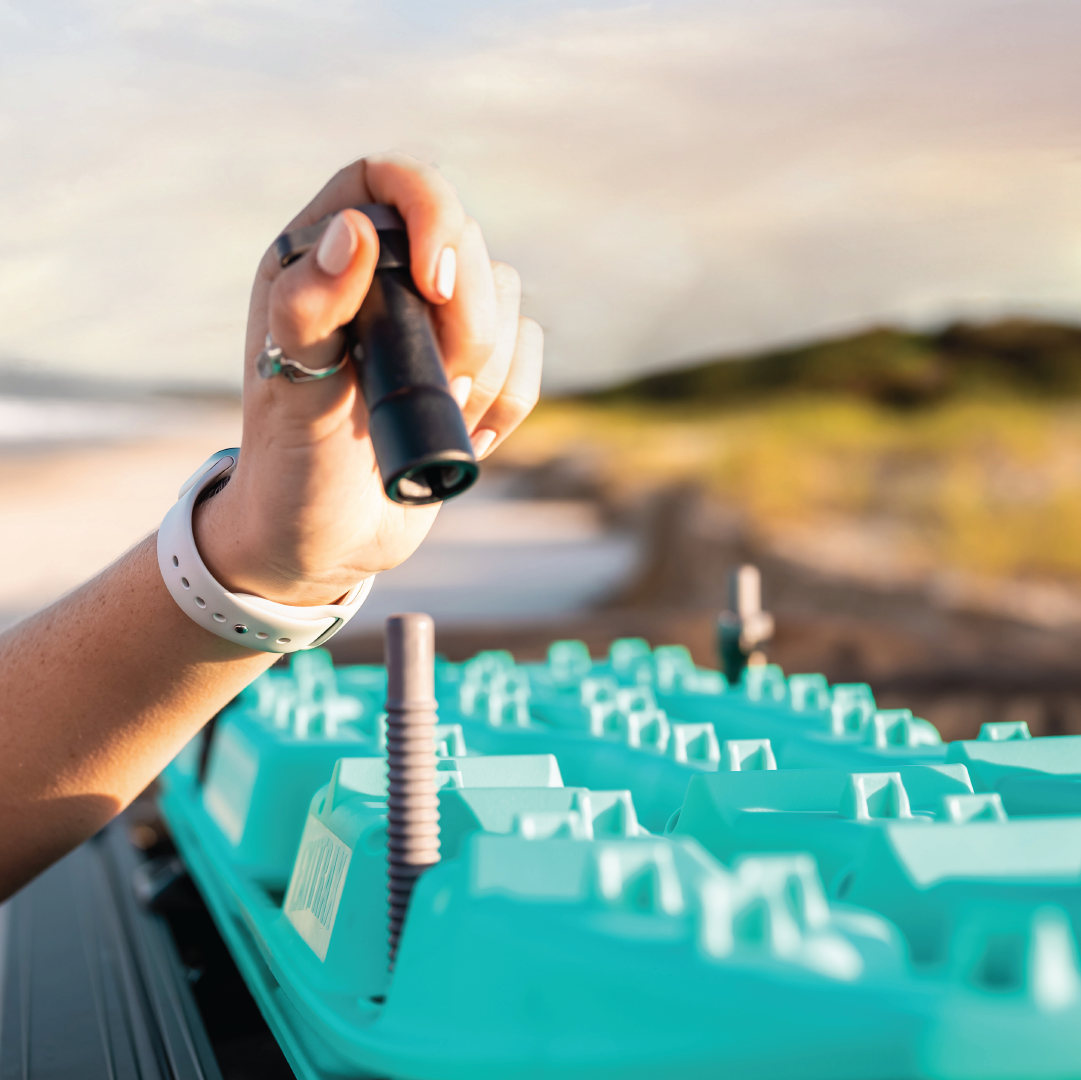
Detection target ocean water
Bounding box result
[0,395,169,443]
[0,385,233,446]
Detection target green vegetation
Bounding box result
[592,319,1081,408]
[503,320,1081,584]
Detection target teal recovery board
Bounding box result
[159,641,1081,1080]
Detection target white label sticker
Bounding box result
[201,724,258,846]
[284,816,353,962]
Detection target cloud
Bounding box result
[0,0,1079,391]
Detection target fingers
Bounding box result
[364,153,467,305]
[265,209,379,374]
[250,152,539,454]
[260,153,467,308]
[256,159,374,285]
[455,260,521,430]
[469,316,544,459]
[256,152,495,381]
[433,219,500,389]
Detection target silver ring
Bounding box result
[256,334,349,383]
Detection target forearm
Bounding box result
[0,153,542,902]
[0,533,273,898]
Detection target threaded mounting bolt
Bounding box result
[384,613,440,968]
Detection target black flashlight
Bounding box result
[274,205,478,506]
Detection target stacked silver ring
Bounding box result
[256,333,349,383]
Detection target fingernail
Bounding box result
[316,213,357,276]
[436,246,457,300]
[471,428,497,458]
[449,375,472,409]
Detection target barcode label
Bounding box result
[201,724,258,846]
[284,816,352,961]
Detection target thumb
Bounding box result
[266,209,380,372]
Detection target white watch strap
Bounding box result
[157,448,373,653]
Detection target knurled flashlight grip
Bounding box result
[274,205,478,506]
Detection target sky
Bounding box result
[0,0,1079,392]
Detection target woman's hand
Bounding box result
[0,152,551,895]
[194,153,543,606]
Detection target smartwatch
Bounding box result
[157,449,372,653]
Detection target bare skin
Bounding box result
[0,153,543,900]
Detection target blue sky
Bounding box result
[0,0,1079,390]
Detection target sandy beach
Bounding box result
[0,397,243,628]
[0,393,637,635]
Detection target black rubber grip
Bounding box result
[274,205,478,505]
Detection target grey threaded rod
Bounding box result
[385,613,440,968]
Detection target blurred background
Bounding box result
[1,0,1080,737]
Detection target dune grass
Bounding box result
[499,393,1081,583]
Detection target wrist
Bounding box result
[192,477,365,608]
